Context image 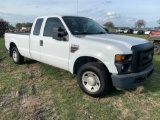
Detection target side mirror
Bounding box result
[52,27,68,41]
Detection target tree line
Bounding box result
[1,17,160,30]
[16,22,33,30]
[0,17,32,30]
[0,18,18,30]
[104,19,160,29]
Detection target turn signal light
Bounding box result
[115,55,125,61]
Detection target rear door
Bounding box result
[30,18,44,61]
[40,17,70,70]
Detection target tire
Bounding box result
[11,47,24,64]
[77,62,112,97]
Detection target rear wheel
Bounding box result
[77,62,112,97]
[11,47,24,64]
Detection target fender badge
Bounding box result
[71,44,79,53]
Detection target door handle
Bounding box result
[40,40,43,46]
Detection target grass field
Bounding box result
[120,33,148,39]
[0,34,160,120]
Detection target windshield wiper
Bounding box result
[75,32,106,35]
[95,32,107,34]
[75,32,95,35]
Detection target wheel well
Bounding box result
[73,56,108,74]
[9,42,16,57]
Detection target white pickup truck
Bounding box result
[5,15,154,97]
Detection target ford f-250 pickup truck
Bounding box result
[5,15,154,97]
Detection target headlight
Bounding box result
[115,54,132,74]
[115,54,132,62]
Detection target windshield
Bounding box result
[62,16,107,35]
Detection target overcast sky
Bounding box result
[0,0,159,28]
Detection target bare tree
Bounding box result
[135,19,146,28]
[104,22,114,28]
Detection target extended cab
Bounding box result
[5,16,154,97]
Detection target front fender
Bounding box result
[69,49,118,74]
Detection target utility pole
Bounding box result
[77,0,78,16]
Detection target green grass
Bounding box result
[120,33,148,39]
[0,35,160,119]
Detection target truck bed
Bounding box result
[5,32,31,59]
[6,32,30,36]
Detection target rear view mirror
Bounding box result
[52,27,68,41]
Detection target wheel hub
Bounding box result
[13,51,17,61]
[82,71,101,93]
[87,77,96,86]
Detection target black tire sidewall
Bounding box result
[77,63,110,97]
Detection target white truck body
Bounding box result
[5,29,147,74]
[5,15,154,96]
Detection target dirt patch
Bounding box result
[112,97,123,108]
[111,97,131,119]
[144,97,160,107]
[19,95,60,119]
[0,58,6,67]
[28,70,42,79]
[0,88,60,119]
[134,86,146,94]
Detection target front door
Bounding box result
[40,17,70,70]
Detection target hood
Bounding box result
[82,34,147,49]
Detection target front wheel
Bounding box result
[11,47,24,64]
[77,62,112,97]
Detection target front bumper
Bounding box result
[111,63,154,89]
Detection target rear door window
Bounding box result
[33,18,43,35]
